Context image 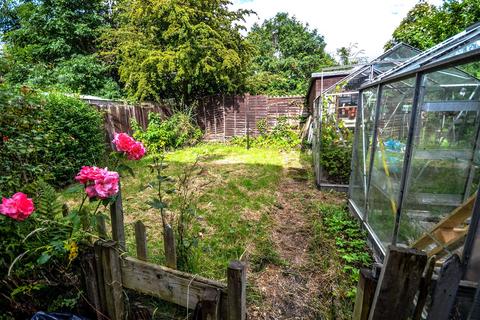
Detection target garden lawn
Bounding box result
[60,143,369,319]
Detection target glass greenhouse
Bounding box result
[349,23,480,282]
[312,44,419,188]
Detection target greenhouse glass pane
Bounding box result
[434,35,480,65]
[350,88,378,216]
[398,61,480,246]
[367,77,416,247]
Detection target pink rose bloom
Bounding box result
[0,192,35,221]
[113,133,136,153]
[112,132,146,160]
[75,166,105,184]
[85,185,98,198]
[94,171,120,199]
[127,142,146,160]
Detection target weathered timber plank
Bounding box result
[368,246,427,320]
[427,254,462,320]
[96,215,107,240]
[412,193,476,250]
[164,224,177,269]
[100,240,125,320]
[80,250,103,319]
[413,256,436,320]
[110,186,126,251]
[227,261,246,320]
[93,241,108,319]
[121,256,227,310]
[135,220,147,261]
[353,269,378,320]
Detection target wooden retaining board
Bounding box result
[121,257,227,313]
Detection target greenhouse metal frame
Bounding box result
[349,23,480,283]
[312,43,420,190]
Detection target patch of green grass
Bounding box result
[60,143,291,280]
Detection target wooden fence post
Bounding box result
[368,246,427,320]
[96,215,107,240]
[99,240,125,320]
[81,248,104,319]
[110,185,126,251]
[135,220,147,261]
[353,268,378,320]
[227,260,246,320]
[427,254,462,320]
[94,241,108,319]
[164,224,177,269]
[413,256,436,320]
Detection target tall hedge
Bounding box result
[0,85,106,196]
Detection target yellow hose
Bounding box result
[377,135,397,216]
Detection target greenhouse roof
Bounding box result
[323,43,420,94]
[365,22,480,87]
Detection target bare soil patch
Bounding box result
[248,153,346,319]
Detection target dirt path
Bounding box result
[248,153,346,319]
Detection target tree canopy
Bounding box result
[0,0,120,97]
[102,0,254,105]
[386,0,480,51]
[246,12,334,96]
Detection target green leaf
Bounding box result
[37,253,51,265]
[117,163,135,177]
[64,183,84,194]
[147,198,167,210]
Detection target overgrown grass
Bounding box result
[61,143,287,280]
[308,201,372,318]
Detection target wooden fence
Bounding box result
[81,94,306,144]
[353,245,477,320]
[80,186,246,320]
[80,96,171,148]
[197,94,306,141]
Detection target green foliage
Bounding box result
[386,0,480,51]
[0,180,86,318]
[102,0,254,104]
[132,111,202,154]
[246,12,335,96]
[230,116,301,149]
[0,85,106,196]
[319,204,371,299]
[319,101,353,184]
[0,0,120,97]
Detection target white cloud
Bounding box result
[231,0,443,60]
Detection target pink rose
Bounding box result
[112,132,146,160]
[75,167,120,199]
[127,142,146,160]
[0,192,35,221]
[113,133,136,153]
[94,171,120,199]
[85,185,98,198]
[75,166,105,184]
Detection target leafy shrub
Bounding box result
[230,116,301,149]
[0,85,106,196]
[0,180,88,318]
[319,204,372,299]
[319,110,353,184]
[3,54,122,98]
[132,111,202,153]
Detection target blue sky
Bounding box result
[231,0,443,60]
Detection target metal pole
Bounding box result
[391,72,423,245]
[365,85,383,220]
